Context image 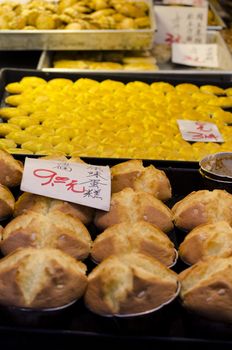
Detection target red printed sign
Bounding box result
[21,158,111,211]
[177,120,224,142]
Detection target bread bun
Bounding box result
[179,221,232,265]
[94,188,173,233]
[85,253,179,316]
[179,256,232,323]
[1,210,92,260]
[0,149,23,187]
[14,192,94,225]
[91,220,176,266]
[172,190,232,231]
[111,159,171,201]
[0,247,87,308]
[0,184,15,219]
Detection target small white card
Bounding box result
[21,158,111,211]
[172,43,218,67]
[154,5,208,44]
[177,120,224,142]
[163,0,207,6]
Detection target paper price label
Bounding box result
[154,5,208,44]
[163,0,207,6]
[172,43,218,67]
[21,158,111,211]
[177,120,224,142]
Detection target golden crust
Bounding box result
[172,190,232,231]
[0,247,87,308]
[0,184,15,219]
[111,160,172,201]
[0,149,23,187]
[85,253,178,316]
[179,256,232,322]
[14,192,94,225]
[179,221,232,265]
[91,220,175,266]
[1,210,92,260]
[94,188,173,233]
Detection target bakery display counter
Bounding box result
[0,155,231,349]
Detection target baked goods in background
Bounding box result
[85,252,179,316]
[0,0,151,30]
[14,192,94,225]
[1,210,92,260]
[91,220,176,266]
[111,159,172,201]
[172,190,232,231]
[0,184,15,220]
[179,256,232,323]
[0,149,23,187]
[0,247,87,308]
[94,187,174,233]
[179,221,232,265]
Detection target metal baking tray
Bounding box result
[208,1,227,30]
[0,156,232,349]
[0,0,155,51]
[37,31,232,73]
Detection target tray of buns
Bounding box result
[0,68,231,161]
[0,0,155,50]
[0,152,232,349]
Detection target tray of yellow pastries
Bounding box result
[0,68,231,160]
[0,0,155,50]
[0,148,232,349]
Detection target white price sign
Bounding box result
[177,120,224,142]
[154,5,208,44]
[21,158,111,211]
[172,43,219,67]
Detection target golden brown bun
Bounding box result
[172,190,232,231]
[111,159,172,201]
[91,220,176,266]
[0,184,15,219]
[14,192,94,225]
[85,253,179,316]
[179,256,232,323]
[0,247,87,309]
[0,149,23,187]
[1,210,92,260]
[94,188,173,233]
[179,221,232,265]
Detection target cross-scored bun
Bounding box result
[91,221,176,266]
[111,159,172,201]
[0,149,23,187]
[0,184,15,219]
[179,221,232,265]
[0,247,87,308]
[172,190,232,231]
[14,192,94,225]
[179,256,232,323]
[94,188,173,233]
[1,210,92,260]
[85,253,179,316]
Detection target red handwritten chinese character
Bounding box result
[204,133,218,140]
[65,180,85,193]
[165,33,181,44]
[195,122,212,132]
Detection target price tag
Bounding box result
[177,120,224,142]
[172,43,218,67]
[154,5,208,44]
[163,0,207,6]
[21,158,111,211]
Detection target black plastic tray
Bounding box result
[0,53,41,70]
[0,156,232,349]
